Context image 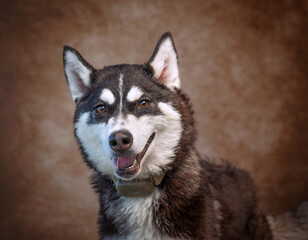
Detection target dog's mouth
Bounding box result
[112,133,155,179]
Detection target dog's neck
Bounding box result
[114,172,166,197]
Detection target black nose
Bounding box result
[109,130,133,152]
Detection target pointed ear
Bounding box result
[148,32,180,90]
[63,46,95,103]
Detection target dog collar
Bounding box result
[114,172,166,197]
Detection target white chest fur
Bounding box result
[102,189,175,240]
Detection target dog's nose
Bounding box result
[109,130,133,152]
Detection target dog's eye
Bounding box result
[95,104,106,114]
[139,100,150,108]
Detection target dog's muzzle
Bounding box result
[111,132,155,179]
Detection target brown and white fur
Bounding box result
[63,32,273,240]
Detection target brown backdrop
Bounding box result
[1,0,307,239]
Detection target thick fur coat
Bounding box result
[63,32,273,239]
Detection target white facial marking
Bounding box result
[119,74,124,113]
[100,88,115,105]
[127,86,144,102]
[141,102,182,174]
[75,113,113,176]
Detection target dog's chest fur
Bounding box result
[96,177,175,240]
[104,195,157,239]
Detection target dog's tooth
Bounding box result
[112,158,118,169]
[117,157,120,169]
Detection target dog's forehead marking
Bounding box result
[100,88,115,105]
[119,74,124,113]
[127,86,144,102]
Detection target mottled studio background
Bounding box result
[0,0,307,239]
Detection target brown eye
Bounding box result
[139,100,150,108]
[96,104,106,114]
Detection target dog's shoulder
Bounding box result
[202,157,258,210]
[203,157,253,185]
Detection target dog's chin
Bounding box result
[112,133,155,180]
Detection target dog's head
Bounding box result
[63,33,183,181]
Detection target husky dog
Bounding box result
[63,32,273,240]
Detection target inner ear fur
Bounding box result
[148,32,181,90]
[63,46,95,103]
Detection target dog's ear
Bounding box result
[63,46,95,103]
[148,32,180,90]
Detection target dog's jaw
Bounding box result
[112,132,156,180]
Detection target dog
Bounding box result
[63,32,273,240]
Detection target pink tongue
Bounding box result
[113,156,135,170]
